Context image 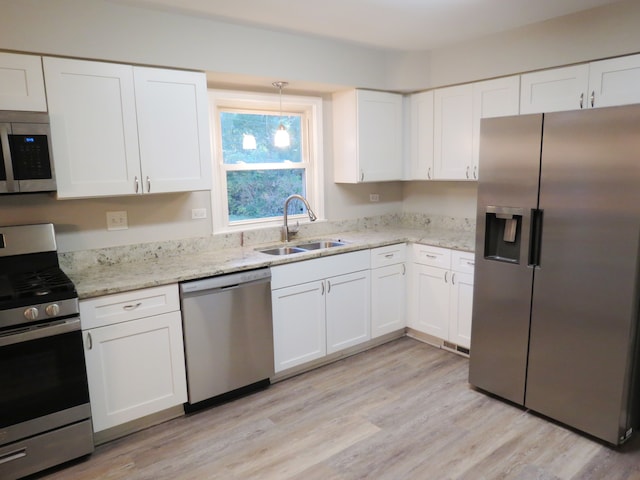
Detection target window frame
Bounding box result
[208,89,324,233]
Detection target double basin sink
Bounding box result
[258,240,346,256]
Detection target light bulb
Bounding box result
[242,134,256,150]
[274,124,290,148]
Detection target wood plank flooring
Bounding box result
[34,337,640,479]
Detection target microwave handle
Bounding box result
[0,124,17,192]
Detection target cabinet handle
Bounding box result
[321,282,325,295]
[385,253,395,258]
[444,271,448,283]
[327,280,331,294]
[134,176,139,193]
[427,167,432,180]
[466,261,475,266]
[425,254,437,259]
[86,332,92,350]
[580,92,584,109]
[402,264,406,275]
[0,448,27,466]
[473,166,477,180]
[465,166,470,179]
[147,176,151,193]
[360,170,364,182]
[452,272,456,285]
[123,302,142,311]
[590,90,595,108]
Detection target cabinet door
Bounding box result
[272,281,326,372]
[450,271,474,349]
[472,76,520,178]
[410,264,450,338]
[357,90,403,182]
[371,263,406,338]
[407,91,434,180]
[0,52,47,111]
[520,64,589,114]
[434,84,474,180]
[43,57,141,198]
[134,67,212,194]
[84,311,187,432]
[588,54,640,108]
[326,270,371,354]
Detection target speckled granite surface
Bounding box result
[62,214,476,299]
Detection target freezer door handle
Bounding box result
[528,208,544,267]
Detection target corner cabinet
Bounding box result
[79,284,187,433]
[409,244,475,350]
[271,250,371,373]
[333,89,403,183]
[43,57,212,198]
[0,52,47,111]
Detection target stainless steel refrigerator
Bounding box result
[469,104,640,445]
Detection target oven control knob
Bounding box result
[46,304,60,317]
[24,307,39,321]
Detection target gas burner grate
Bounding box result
[9,268,75,300]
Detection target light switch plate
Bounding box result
[106,211,128,231]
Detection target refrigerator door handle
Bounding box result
[528,208,544,267]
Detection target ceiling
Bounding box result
[113,0,622,51]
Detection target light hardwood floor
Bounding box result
[35,337,640,479]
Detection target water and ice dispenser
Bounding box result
[484,206,524,263]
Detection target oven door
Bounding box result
[0,318,91,446]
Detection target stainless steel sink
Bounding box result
[259,246,307,256]
[257,239,346,256]
[295,240,346,250]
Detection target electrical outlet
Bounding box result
[369,193,380,202]
[106,211,128,231]
[191,208,207,220]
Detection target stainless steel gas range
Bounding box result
[0,223,93,480]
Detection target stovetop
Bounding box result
[0,266,77,307]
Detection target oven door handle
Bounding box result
[0,318,81,348]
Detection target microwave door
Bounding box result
[0,123,15,193]
[10,121,56,193]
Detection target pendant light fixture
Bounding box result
[272,81,290,148]
[242,134,257,150]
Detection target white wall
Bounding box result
[2,0,640,251]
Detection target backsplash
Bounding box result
[59,213,475,271]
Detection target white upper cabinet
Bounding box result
[520,64,590,114]
[406,91,434,180]
[0,52,47,111]
[588,54,640,108]
[472,76,521,177]
[334,89,403,183]
[43,57,212,198]
[133,67,212,194]
[433,84,474,180]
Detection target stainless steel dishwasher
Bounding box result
[179,267,274,411]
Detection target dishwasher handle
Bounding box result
[180,268,271,295]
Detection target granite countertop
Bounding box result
[64,222,475,300]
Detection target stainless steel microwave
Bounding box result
[0,111,56,194]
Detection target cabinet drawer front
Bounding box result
[271,250,370,290]
[80,284,179,330]
[451,251,475,274]
[412,244,451,268]
[370,243,407,268]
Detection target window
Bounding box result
[209,90,324,232]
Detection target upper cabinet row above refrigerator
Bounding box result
[521,53,640,114]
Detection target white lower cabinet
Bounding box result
[370,244,407,338]
[80,284,187,432]
[409,244,475,350]
[271,250,371,373]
